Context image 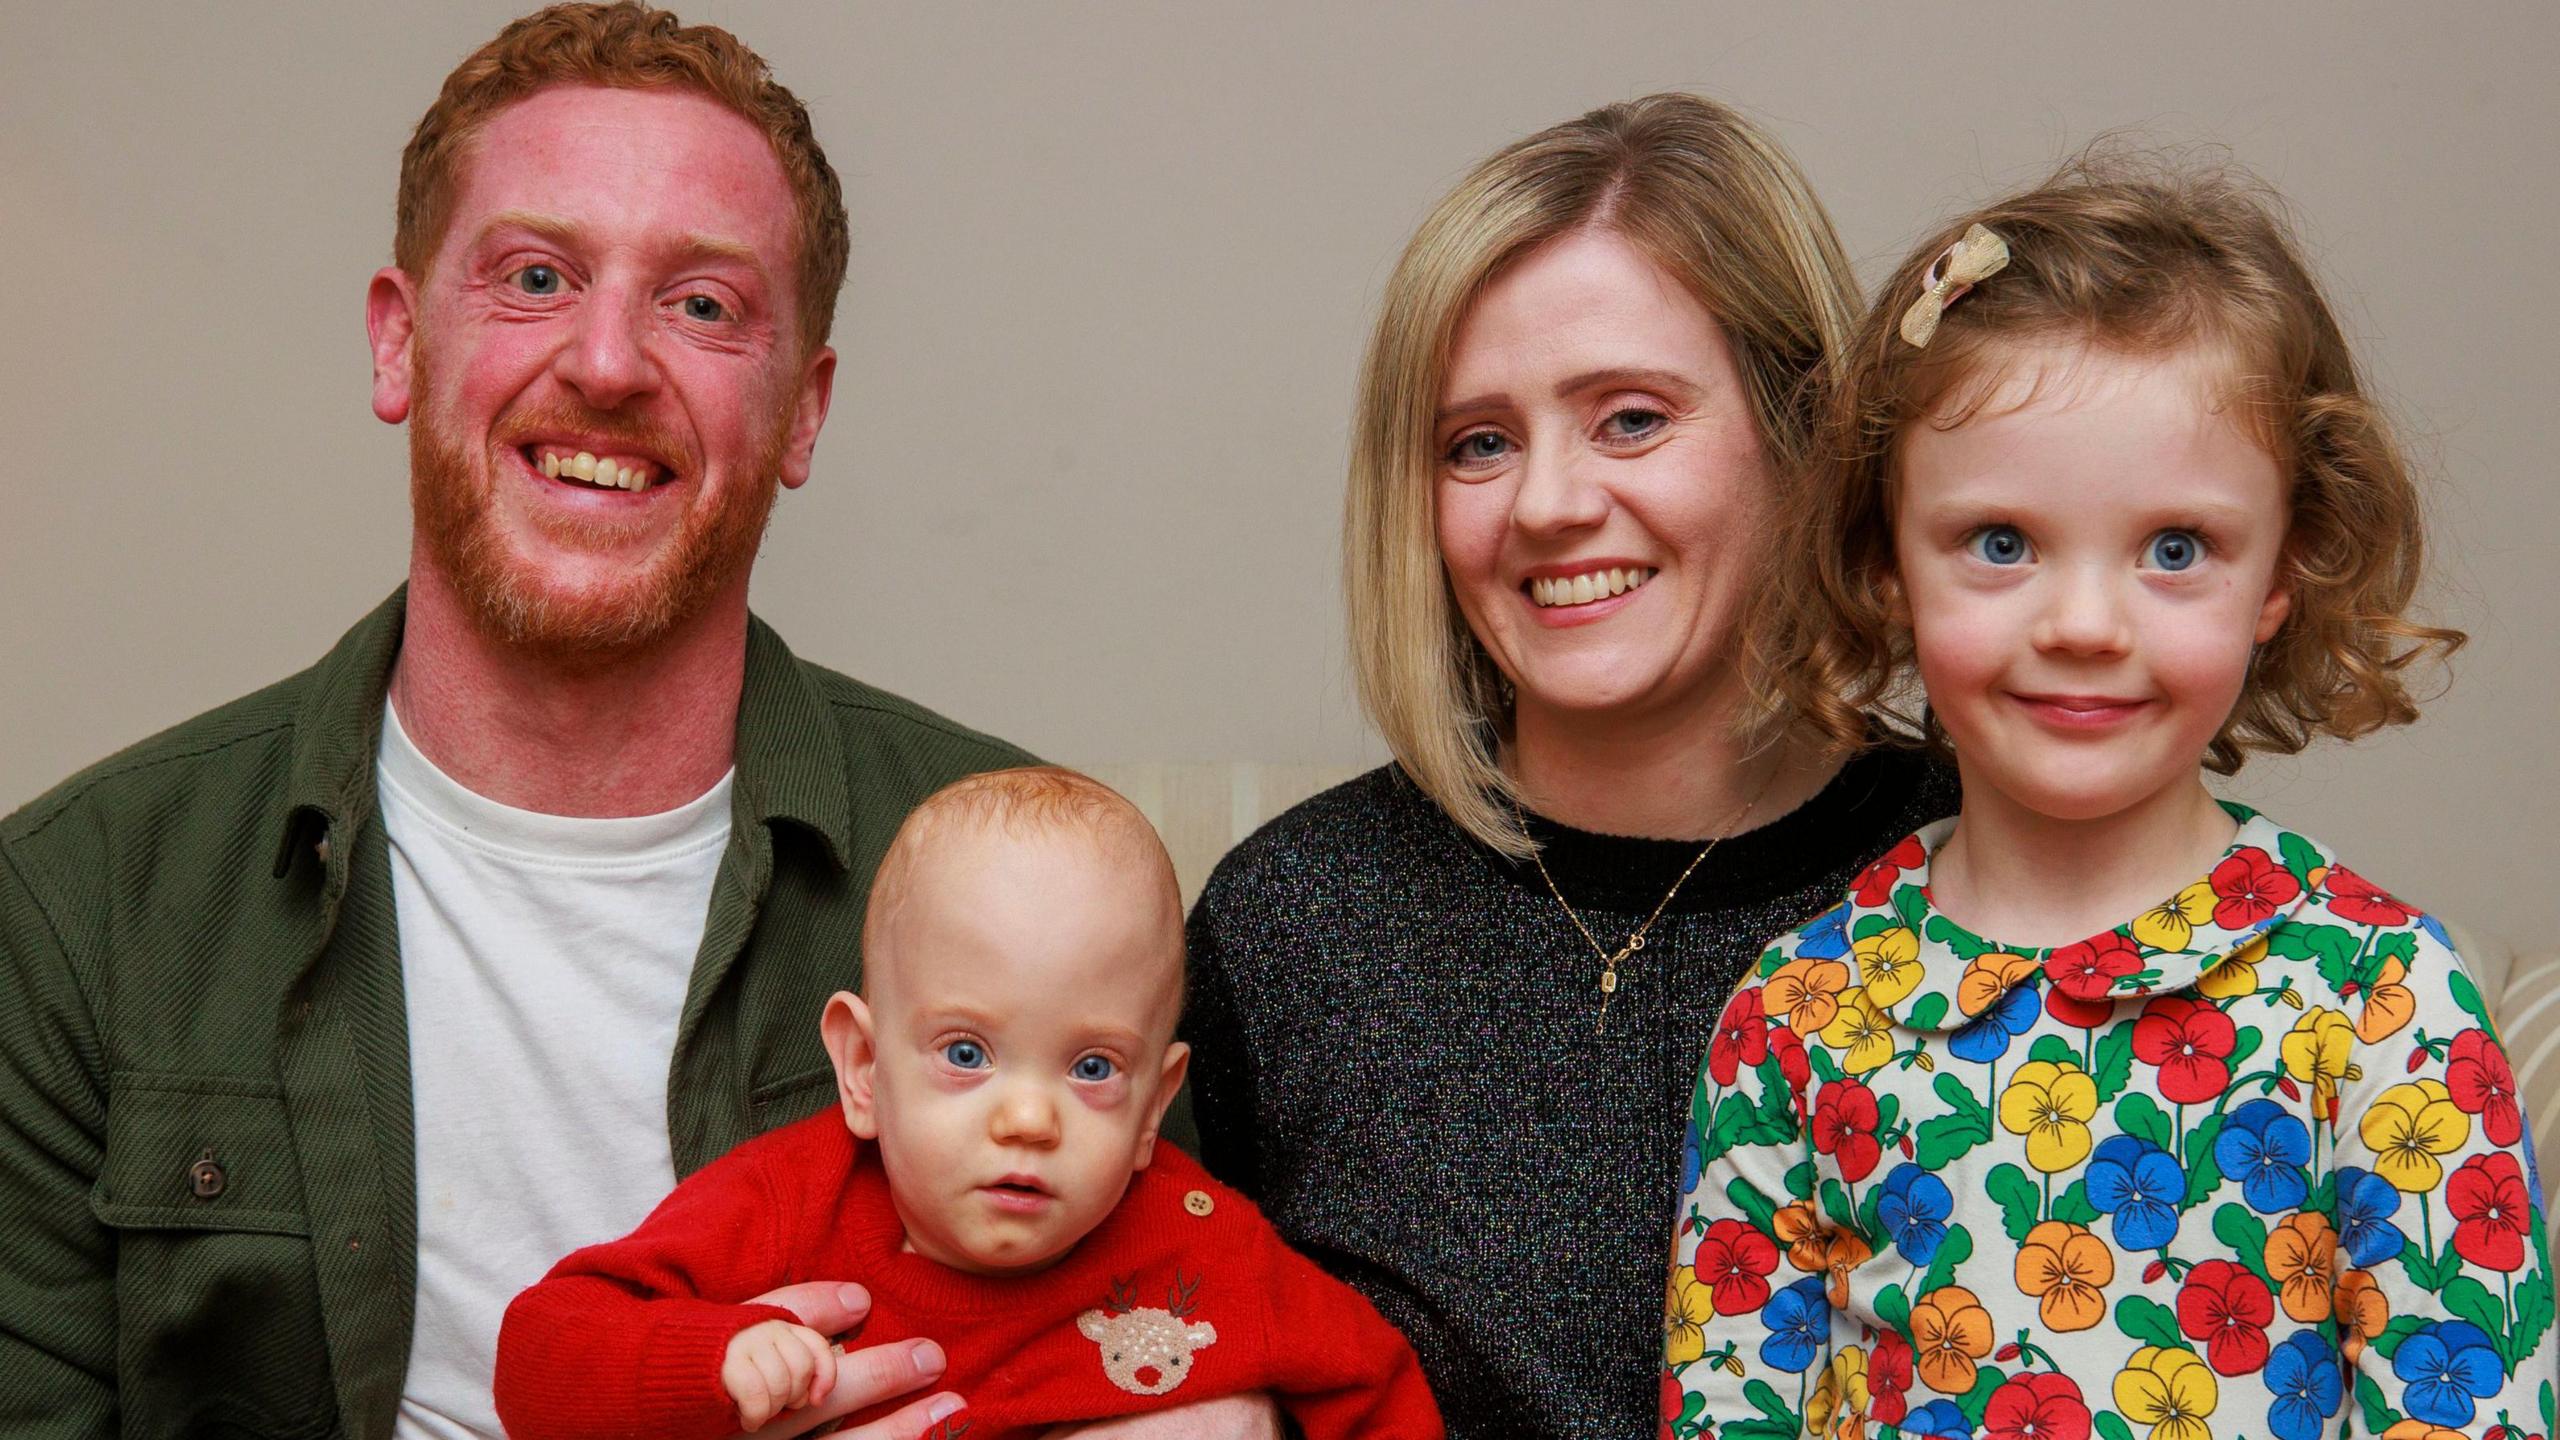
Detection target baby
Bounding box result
[495,766,1441,1440]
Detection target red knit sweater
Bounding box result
[494,1111,1442,1440]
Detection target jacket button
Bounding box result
[188,1149,226,1200]
[1182,1189,1214,1217]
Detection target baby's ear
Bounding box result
[820,991,882,1139]
[1131,1041,1191,1171]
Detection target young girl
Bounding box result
[1665,158,2552,1440]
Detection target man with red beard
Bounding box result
[0,8,1275,1440]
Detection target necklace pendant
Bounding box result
[1599,969,1618,995]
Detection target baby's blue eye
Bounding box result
[2146,530,2201,572]
[1071,1055,1117,1082]
[510,264,561,296]
[1970,525,2029,566]
[942,1040,988,1069]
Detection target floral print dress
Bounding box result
[1665,806,2555,1440]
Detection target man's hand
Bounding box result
[732,1281,965,1440]
[1038,1392,1284,1440]
[725,1319,838,1430]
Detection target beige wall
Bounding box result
[3,2,2551,945]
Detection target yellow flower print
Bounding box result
[1821,987,1897,1075]
[2014,1219,2114,1331]
[1766,957,1852,1035]
[2354,955,2417,1044]
[2360,1079,2472,1192]
[1854,927,1924,1007]
[1664,1264,1715,1365]
[2263,1211,2336,1322]
[2113,1345,2218,1440]
[1997,1060,2099,1173]
[2131,881,2218,951]
[1911,1285,1994,1394]
[1808,1346,1870,1440]
[2280,1008,2357,1111]
[2196,935,2267,999]
[1958,951,2041,1017]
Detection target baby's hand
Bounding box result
[722,1319,839,1431]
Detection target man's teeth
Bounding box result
[1529,567,1656,608]
[536,448,659,492]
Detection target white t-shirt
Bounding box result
[377,701,732,1440]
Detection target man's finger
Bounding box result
[745,1280,873,1337]
[827,1389,970,1440]
[738,1338,948,1439]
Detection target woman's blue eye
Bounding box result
[1602,407,1665,440]
[511,265,561,296]
[1970,526,2029,565]
[1448,431,1508,465]
[942,1040,988,1069]
[2146,530,2201,572]
[1071,1055,1117,1082]
[681,294,726,322]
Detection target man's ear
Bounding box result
[1130,1041,1191,1171]
[367,268,420,425]
[819,990,881,1139]
[778,344,836,490]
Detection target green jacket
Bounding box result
[0,590,1033,1439]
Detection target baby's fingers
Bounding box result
[798,1327,841,1406]
[752,1342,805,1424]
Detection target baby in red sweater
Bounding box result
[495,767,1441,1440]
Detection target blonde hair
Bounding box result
[1344,94,1857,857]
[396,2,848,352]
[1763,149,2464,772]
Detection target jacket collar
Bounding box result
[270,586,855,880]
[1839,802,2320,1034]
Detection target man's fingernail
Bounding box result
[927,1395,964,1423]
[911,1340,947,1376]
[837,1283,868,1311]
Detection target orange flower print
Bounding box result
[2014,1220,2115,1331]
[2354,954,2417,1043]
[1771,1199,1821,1257]
[2333,1268,2388,1365]
[2262,1212,2336,1322]
[1792,1227,1877,1308]
[1911,1285,1995,1394]
[1766,957,1851,1035]
[1958,951,2041,1018]
[2381,1424,2467,1440]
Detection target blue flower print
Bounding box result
[2265,1330,2343,1440]
[2333,1166,2406,1267]
[1902,1399,1974,1440]
[2084,1134,2184,1250]
[2418,911,2453,951]
[1947,984,2040,1064]
[2215,1098,2312,1213]
[1681,1119,1702,1196]
[1758,1276,1827,1373]
[1799,905,1851,960]
[1877,1163,1954,1264]
[2393,1320,2505,1427]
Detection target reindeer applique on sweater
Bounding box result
[1075,1272,1217,1396]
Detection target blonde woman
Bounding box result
[1180,96,1957,1438]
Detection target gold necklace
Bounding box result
[1521,764,1779,1035]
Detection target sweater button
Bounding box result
[188,1148,226,1200]
[1183,1189,1214,1217]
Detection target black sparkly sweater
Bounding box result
[1181,750,1957,1440]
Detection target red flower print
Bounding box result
[1983,1371,2092,1440]
[2046,932,2141,1001]
[2210,848,2300,930]
[1660,1368,1681,1434]
[2449,1152,2534,1272]
[1868,1330,1913,1424]
[2132,997,2238,1104]
[2177,1258,2274,1375]
[1709,987,1769,1086]
[2323,863,2413,927]
[1853,835,1927,907]
[2446,1028,2525,1148]
[2044,986,2115,1030]
[1769,1024,1811,1089]
[1693,1218,1779,1315]
[1811,1079,1884,1182]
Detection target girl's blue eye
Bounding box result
[1071,1055,1117,1082]
[511,264,561,296]
[2146,530,2202,572]
[1970,525,2030,566]
[942,1040,988,1069]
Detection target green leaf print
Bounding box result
[2117,1296,2185,1350]
[1955,1363,2008,1428]
[2440,1275,2506,1360]
[1854,914,1899,942]
[1875,1282,1912,1334]
[2372,1314,2429,1361]
[2278,831,2324,890]
[1821,1178,1857,1233]
[2212,1204,2274,1287]
[2181,1114,2227,1209]
[2095,1414,2138,1440]
[2052,1179,2100,1226]
[1726,1177,1781,1235]
[2115,1093,2175,1153]
[2448,965,2498,1035]
[1783,1160,1817,1202]
[2269,922,2359,993]
[1875,1092,1901,1136]
[2512,1271,2557,1370]
[1988,1164,2041,1245]
[1921,1226,1975,1297]
[1906,993,1949,1031]
[1744,1379,1793,1428]
[2029,1034,2077,1070]
[2355,1371,2402,1434]
[1893,882,1930,935]
[2092,1025,2135,1102]
[1914,1075,1994,1169]
[1926,914,1997,961]
[2226,1025,2262,1072]
[2402,1236,2464,1293]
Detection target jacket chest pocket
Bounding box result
[93,1073,339,1440]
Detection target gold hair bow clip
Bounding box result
[1898,223,2010,348]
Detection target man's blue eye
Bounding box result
[681,294,726,322]
[1971,526,2029,565]
[2147,530,2201,571]
[943,1040,988,1069]
[1072,1055,1116,1082]
[512,265,561,296]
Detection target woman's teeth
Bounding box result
[537,448,659,493]
[1528,567,1655,608]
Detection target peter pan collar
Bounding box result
[1842,802,2321,1035]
